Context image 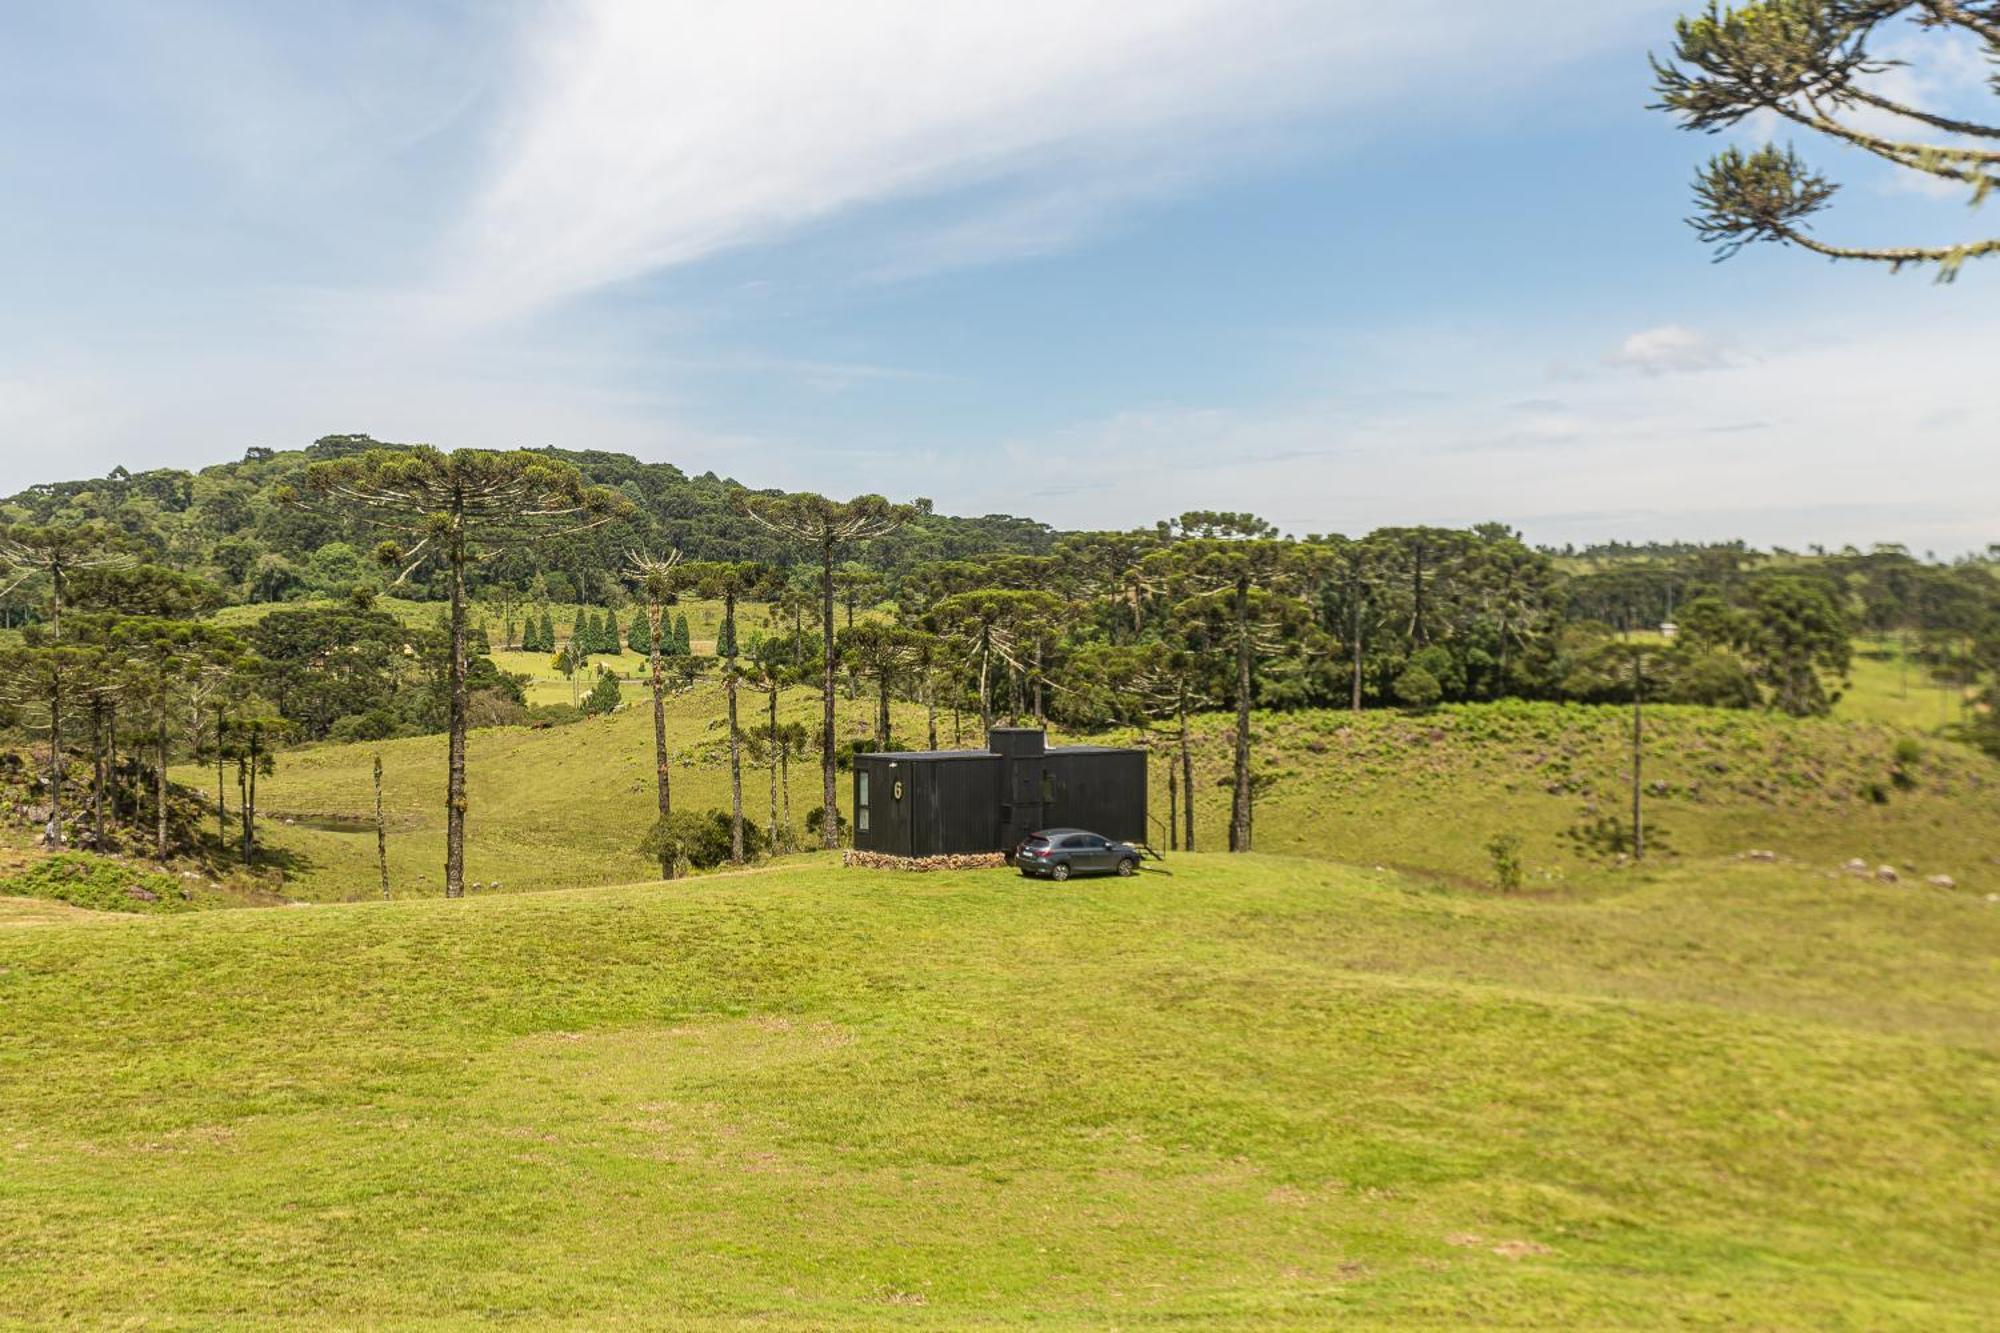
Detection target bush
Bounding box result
[1485,832,1524,892]
[582,668,622,717]
[639,809,768,871]
[329,708,399,743]
[1891,737,1922,791]
[0,853,195,914]
[1668,653,1760,708]
[1392,665,1443,711]
[805,805,849,842]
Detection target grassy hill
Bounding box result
[178,686,2000,903]
[2,855,1995,1326]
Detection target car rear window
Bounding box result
[1022,836,1049,848]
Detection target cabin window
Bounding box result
[1040,771,1055,803]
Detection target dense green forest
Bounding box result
[3,437,1996,881]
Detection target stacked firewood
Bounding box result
[841,850,1008,872]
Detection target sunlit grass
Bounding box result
[1,854,1994,1325]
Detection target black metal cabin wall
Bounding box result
[853,757,913,855]
[925,757,1002,854]
[1041,751,1149,844]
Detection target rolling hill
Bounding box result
[3,855,1996,1326]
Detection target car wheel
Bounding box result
[1050,862,1071,882]
[1117,857,1137,877]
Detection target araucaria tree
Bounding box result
[292,449,630,897]
[737,492,928,849]
[0,639,112,846]
[0,524,132,638]
[1653,2,2000,277]
[1145,515,1315,852]
[626,551,684,878]
[681,560,773,862]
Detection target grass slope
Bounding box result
[2,855,1995,1326]
[1143,702,2000,894]
[193,679,874,901]
[174,689,2000,904]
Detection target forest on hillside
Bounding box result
[2,438,1996,879]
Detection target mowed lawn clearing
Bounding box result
[3,855,1996,1327]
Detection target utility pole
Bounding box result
[1631,646,1645,863]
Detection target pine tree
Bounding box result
[673,612,691,656]
[539,610,555,653]
[628,610,649,653]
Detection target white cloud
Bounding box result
[1603,324,1744,375]
[437,0,1654,320]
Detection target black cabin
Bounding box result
[853,727,1147,857]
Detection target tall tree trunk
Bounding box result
[779,732,793,842]
[1032,641,1045,724]
[374,752,391,899]
[247,736,259,864]
[1230,578,1254,853]
[1167,751,1179,852]
[443,516,469,899]
[925,671,937,751]
[214,707,227,853]
[1631,650,1645,862]
[43,676,64,847]
[155,692,169,860]
[91,699,106,850]
[768,686,781,852]
[645,598,673,878]
[819,546,838,849]
[107,703,119,824]
[238,757,250,863]
[725,593,744,863]
[876,671,892,752]
[1410,542,1428,646]
[1350,597,1364,711]
[977,634,993,737]
[1179,689,1195,854]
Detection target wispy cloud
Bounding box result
[437,0,1653,321]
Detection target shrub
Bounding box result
[525,703,584,728]
[1890,737,1922,791]
[639,809,767,871]
[329,708,399,743]
[805,805,849,842]
[582,668,622,716]
[0,854,194,914]
[1392,665,1443,711]
[1486,832,1524,892]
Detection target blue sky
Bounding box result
[1,0,1995,552]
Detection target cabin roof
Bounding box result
[858,742,1143,763]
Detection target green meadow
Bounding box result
[6,607,1998,1326]
[4,855,1997,1327]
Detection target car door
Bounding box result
[1075,834,1112,873]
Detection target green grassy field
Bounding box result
[3,854,1996,1327]
[1839,635,1983,733]
[13,622,2000,1325]
[160,685,2000,904]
